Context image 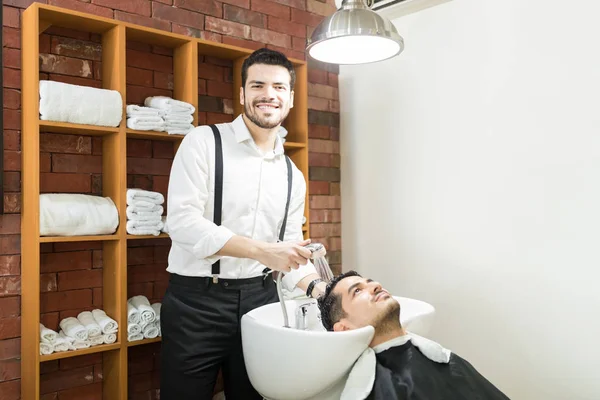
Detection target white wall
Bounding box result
[339,1,600,399]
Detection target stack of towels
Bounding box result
[127,295,161,342]
[39,309,119,355]
[126,188,165,236]
[126,96,195,135]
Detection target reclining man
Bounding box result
[317,271,510,400]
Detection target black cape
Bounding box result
[366,340,510,400]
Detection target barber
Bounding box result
[159,48,327,400]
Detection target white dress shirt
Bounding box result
[166,114,316,292]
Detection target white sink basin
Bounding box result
[241,296,435,400]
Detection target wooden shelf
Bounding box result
[126,128,185,141]
[40,234,120,243]
[284,141,306,149]
[127,233,170,240]
[40,343,121,362]
[39,120,120,136]
[127,337,161,347]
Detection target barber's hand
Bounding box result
[256,239,312,273]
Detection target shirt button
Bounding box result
[224,282,229,287]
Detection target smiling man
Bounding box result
[161,48,328,399]
[318,271,510,400]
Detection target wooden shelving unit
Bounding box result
[21,3,310,399]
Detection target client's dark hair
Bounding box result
[241,47,296,88]
[317,270,361,331]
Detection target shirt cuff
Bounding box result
[281,260,317,292]
[192,225,235,261]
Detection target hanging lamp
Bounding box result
[306,0,404,65]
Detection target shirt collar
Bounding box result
[232,114,285,157]
[372,334,411,354]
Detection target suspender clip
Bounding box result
[212,275,219,283]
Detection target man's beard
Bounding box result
[373,299,401,334]
[243,96,289,129]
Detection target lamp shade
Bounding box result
[306,0,404,65]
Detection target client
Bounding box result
[317,271,510,400]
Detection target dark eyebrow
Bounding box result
[248,80,288,87]
[248,80,264,85]
[347,279,373,297]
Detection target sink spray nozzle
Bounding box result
[304,243,327,259]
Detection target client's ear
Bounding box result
[333,320,351,332]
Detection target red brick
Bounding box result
[0,379,19,400]
[306,0,335,16]
[153,279,169,299]
[152,141,174,158]
[127,139,153,158]
[39,54,93,78]
[51,154,102,174]
[308,82,338,99]
[3,109,20,130]
[251,0,290,19]
[0,317,20,340]
[272,0,304,9]
[251,27,291,48]
[198,62,225,82]
[127,67,153,87]
[40,134,92,155]
[309,138,339,153]
[0,358,20,381]
[3,131,20,152]
[128,247,154,265]
[40,366,95,394]
[0,338,20,360]
[153,71,174,90]
[40,313,60,331]
[115,10,171,31]
[308,151,332,167]
[309,180,329,195]
[329,182,340,196]
[153,45,173,56]
[0,236,19,256]
[47,0,113,18]
[204,16,250,39]
[2,6,20,28]
[3,27,20,49]
[152,2,205,30]
[2,151,19,172]
[128,265,157,284]
[59,353,102,370]
[292,36,305,51]
[153,246,170,263]
[3,172,20,192]
[3,68,20,89]
[57,269,103,291]
[0,298,19,318]
[92,0,151,16]
[174,0,223,18]
[127,49,173,73]
[41,251,92,273]
[207,112,233,124]
[128,282,154,300]
[41,289,92,313]
[128,175,153,191]
[309,195,340,209]
[222,36,263,51]
[93,364,103,382]
[130,371,153,392]
[50,36,101,61]
[127,157,172,175]
[223,4,266,28]
[308,68,328,85]
[0,256,19,277]
[59,308,95,320]
[197,112,207,125]
[328,72,338,87]
[127,85,172,105]
[3,89,20,110]
[308,96,329,112]
[53,242,102,253]
[291,8,322,27]
[152,175,169,197]
[267,44,304,61]
[268,16,305,38]
[309,209,340,223]
[3,48,20,69]
[47,74,102,89]
[60,382,103,400]
[221,0,249,8]
[40,173,91,193]
[3,194,20,214]
[92,250,103,269]
[329,99,339,113]
[41,273,58,292]
[93,287,102,307]
[223,98,234,114]
[207,80,233,98]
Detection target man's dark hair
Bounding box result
[241,48,296,89]
[317,270,362,331]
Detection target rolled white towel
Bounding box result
[128,295,156,324]
[40,341,54,355]
[40,323,58,343]
[143,322,159,339]
[91,309,118,334]
[77,311,102,337]
[145,96,195,113]
[127,302,140,325]
[60,330,91,350]
[89,335,105,346]
[126,189,164,206]
[126,205,163,220]
[128,333,144,342]
[103,333,117,344]
[126,104,161,116]
[60,317,88,341]
[151,303,161,322]
[128,323,142,336]
[52,337,70,352]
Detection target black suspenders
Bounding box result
[209,124,292,282]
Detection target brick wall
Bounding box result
[0,0,341,398]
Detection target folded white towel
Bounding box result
[59,330,91,350]
[128,323,142,336]
[161,216,169,233]
[163,114,194,124]
[145,96,195,114]
[60,317,88,341]
[143,322,159,339]
[91,309,118,334]
[128,295,156,324]
[127,189,165,205]
[127,302,140,325]
[40,323,58,343]
[40,341,54,355]
[128,333,144,342]
[126,104,161,116]
[278,126,288,138]
[77,311,102,338]
[408,332,452,363]
[165,125,194,135]
[103,333,117,344]
[126,221,163,236]
[126,215,163,225]
[126,205,163,220]
[52,337,70,352]
[127,203,163,214]
[39,80,122,127]
[89,335,105,346]
[40,194,119,237]
[126,116,165,131]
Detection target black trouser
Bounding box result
[160,273,279,400]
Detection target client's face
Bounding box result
[332,276,400,332]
